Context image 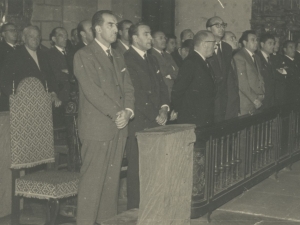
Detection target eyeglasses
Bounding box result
[3,29,17,33]
[208,23,227,28]
[205,40,217,43]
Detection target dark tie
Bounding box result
[161,51,165,58]
[106,49,113,64]
[267,56,272,66]
[216,43,223,70]
[252,54,258,71]
[144,53,149,63]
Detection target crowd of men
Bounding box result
[0,9,299,225]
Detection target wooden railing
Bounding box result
[191,104,300,221]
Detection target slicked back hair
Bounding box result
[260,33,275,44]
[239,30,256,47]
[117,19,132,31]
[91,10,114,37]
[128,22,148,45]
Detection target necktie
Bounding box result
[106,49,113,64]
[216,43,223,70]
[252,54,258,71]
[144,53,149,63]
[161,51,165,58]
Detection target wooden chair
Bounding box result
[9,77,79,225]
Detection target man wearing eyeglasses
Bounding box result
[0,23,18,111]
[206,16,235,121]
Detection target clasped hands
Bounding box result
[254,95,264,109]
[156,107,168,126]
[115,109,132,129]
[50,92,62,107]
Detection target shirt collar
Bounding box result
[297,50,300,54]
[245,48,255,57]
[6,42,15,48]
[25,46,37,55]
[285,55,294,61]
[194,50,206,61]
[261,50,270,62]
[95,38,111,55]
[153,47,163,54]
[55,45,65,54]
[119,39,129,50]
[131,45,147,59]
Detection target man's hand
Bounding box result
[170,110,178,121]
[50,92,62,107]
[61,69,69,74]
[257,95,264,101]
[254,99,262,109]
[115,109,132,129]
[156,107,168,125]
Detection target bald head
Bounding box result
[194,30,216,58]
[222,31,238,50]
[206,16,226,41]
[22,26,41,51]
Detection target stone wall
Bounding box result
[31,0,141,48]
[175,0,252,45]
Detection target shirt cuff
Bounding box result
[125,108,134,119]
[161,105,170,112]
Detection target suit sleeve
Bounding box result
[234,55,258,103]
[152,57,170,107]
[123,68,135,112]
[74,50,121,121]
[171,60,194,112]
[125,60,159,122]
[0,54,16,96]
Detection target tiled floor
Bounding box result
[2,162,300,225]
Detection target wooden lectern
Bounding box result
[136,124,196,225]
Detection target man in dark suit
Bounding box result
[124,22,169,210]
[271,37,287,106]
[222,31,240,119]
[48,27,72,127]
[0,23,18,111]
[171,30,215,127]
[0,25,61,108]
[233,30,265,116]
[74,10,134,225]
[257,33,276,109]
[282,40,300,104]
[112,20,132,55]
[206,16,233,122]
[171,39,193,68]
[150,30,178,98]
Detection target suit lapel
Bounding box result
[207,53,222,79]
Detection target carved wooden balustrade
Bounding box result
[191,104,300,221]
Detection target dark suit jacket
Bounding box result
[270,53,287,106]
[124,46,169,137]
[0,41,18,111]
[233,48,265,115]
[257,50,275,109]
[171,49,184,68]
[149,48,178,97]
[282,55,300,103]
[171,51,215,127]
[0,46,56,99]
[112,39,129,55]
[225,59,240,119]
[207,41,232,122]
[74,40,135,141]
[47,47,71,103]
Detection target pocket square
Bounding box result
[121,68,126,72]
[156,70,160,73]
[165,75,172,79]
